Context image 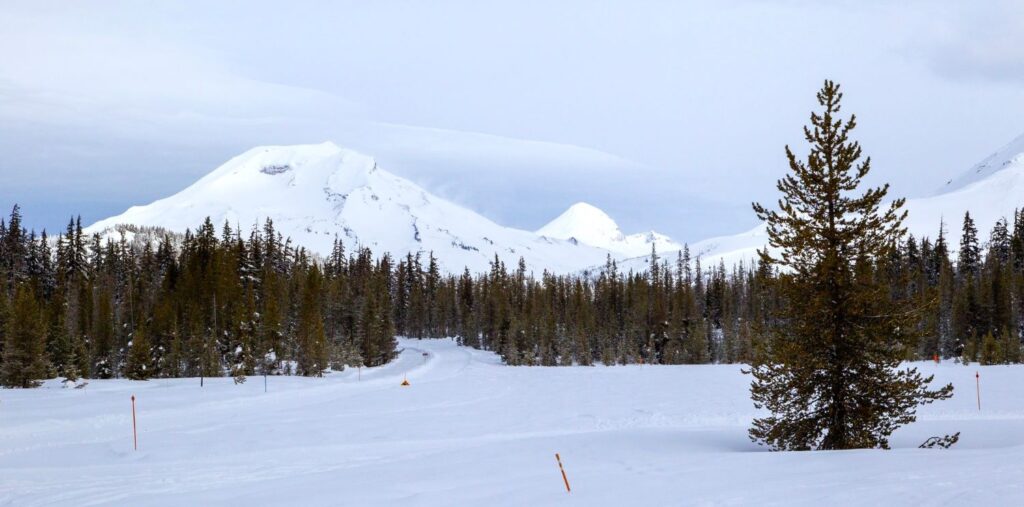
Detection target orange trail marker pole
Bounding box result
[555,453,571,493]
[131,395,138,451]
[976,371,981,411]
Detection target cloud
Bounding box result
[4,0,1024,245]
[0,5,362,141]
[916,1,1024,84]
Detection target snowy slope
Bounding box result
[536,202,683,258]
[87,142,611,273]
[2,338,1021,506]
[904,133,1024,250]
[935,132,1024,196]
[614,132,1024,273]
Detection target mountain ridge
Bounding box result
[88,131,1024,275]
[86,142,636,273]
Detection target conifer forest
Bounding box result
[2,201,1022,387]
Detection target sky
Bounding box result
[2,0,1024,243]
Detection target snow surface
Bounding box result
[2,338,1022,506]
[86,143,613,274]
[537,202,682,258]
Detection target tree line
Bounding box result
[0,214,396,387]
[1,200,1021,388]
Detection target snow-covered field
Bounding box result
[2,339,1022,506]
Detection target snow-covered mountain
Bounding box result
[617,132,1024,272]
[91,132,1021,276]
[87,142,615,273]
[536,202,682,258]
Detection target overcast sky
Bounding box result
[2,0,1024,243]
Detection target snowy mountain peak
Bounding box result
[537,202,683,258]
[200,142,377,193]
[537,202,625,245]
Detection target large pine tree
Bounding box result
[748,80,953,450]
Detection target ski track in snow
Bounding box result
[2,339,1023,506]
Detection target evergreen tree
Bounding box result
[91,287,115,378]
[990,218,1011,264]
[1011,209,1024,271]
[1,285,49,387]
[0,286,7,374]
[979,331,1000,365]
[47,293,79,381]
[958,212,980,277]
[359,269,395,366]
[748,81,953,450]
[2,205,28,286]
[232,286,257,383]
[124,326,152,380]
[296,265,329,376]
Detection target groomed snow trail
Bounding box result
[2,339,1023,506]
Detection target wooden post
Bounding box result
[131,395,138,451]
[555,453,571,493]
[976,371,981,411]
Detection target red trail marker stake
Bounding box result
[555,453,571,493]
[131,395,138,451]
[975,371,981,411]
